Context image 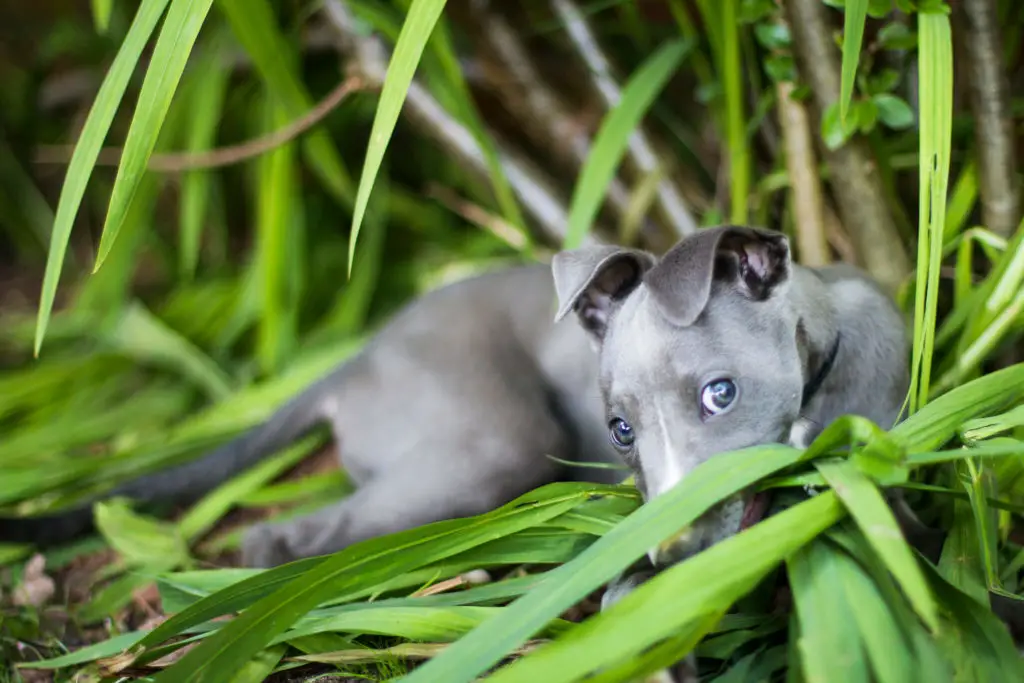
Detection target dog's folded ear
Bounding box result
[552,245,656,339]
[645,225,791,327]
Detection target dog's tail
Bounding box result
[0,365,348,547]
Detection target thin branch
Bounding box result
[956,0,1020,238]
[783,0,911,294]
[550,0,700,239]
[776,78,830,266]
[34,77,367,173]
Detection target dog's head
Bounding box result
[553,225,803,565]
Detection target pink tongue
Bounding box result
[740,492,771,530]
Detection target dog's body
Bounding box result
[1,226,910,576]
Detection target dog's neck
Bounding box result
[786,267,842,392]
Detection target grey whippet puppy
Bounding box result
[1,226,909,580]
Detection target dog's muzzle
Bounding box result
[650,490,773,567]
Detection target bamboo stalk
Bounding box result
[776,77,830,266]
[955,0,1020,239]
[783,0,911,293]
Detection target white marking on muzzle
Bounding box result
[650,403,686,497]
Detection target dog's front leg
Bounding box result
[601,563,699,683]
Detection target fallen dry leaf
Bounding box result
[13,554,56,608]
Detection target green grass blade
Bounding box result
[216,0,353,205]
[486,492,845,683]
[347,0,449,274]
[890,363,1024,452]
[104,300,234,400]
[721,0,748,223]
[401,444,804,683]
[788,539,871,683]
[91,0,114,33]
[179,32,230,279]
[908,11,954,411]
[816,459,939,632]
[563,39,690,249]
[147,483,591,683]
[93,0,215,271]
[839,0,868,125]
[255,100,299,376]
[34,0,171,356]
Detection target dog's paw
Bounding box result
[241,524,294,568]
[601,569,656,611]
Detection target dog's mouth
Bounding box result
[739,490,772,531]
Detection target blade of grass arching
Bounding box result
[217,0,353,206]
[563,39,691,249]
[907,11,953,412]
[889,354,1024,452]
[721,0,748,223]
[788,539,870,683]
[35,0,171,356]
[839,0,868,126]
[142,483,598,683]
[483,492,846,683]
[179,30,230,279]
[94,0,217,271]
[347,0,449,273]
[815,459,938,632]
[255,100,299,376]
[104,300,234,401]
[400,444,806,683]
[836,548,916,683]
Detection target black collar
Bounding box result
[801,332,841,409]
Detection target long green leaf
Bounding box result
[789,539,871,683]
[839,0,868,125]
[34,0,171,356]
[179,31,230,279]
[348,0,448,273]
[563,39,690,249]
[816,459,938,632]
[148,483,593,683]
[486,492,845,683]
[402,444,805,683]
[94,0,216,270]
[908,10,953,411]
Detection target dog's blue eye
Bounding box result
[701,379,737,416]
[608,418,635,449]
